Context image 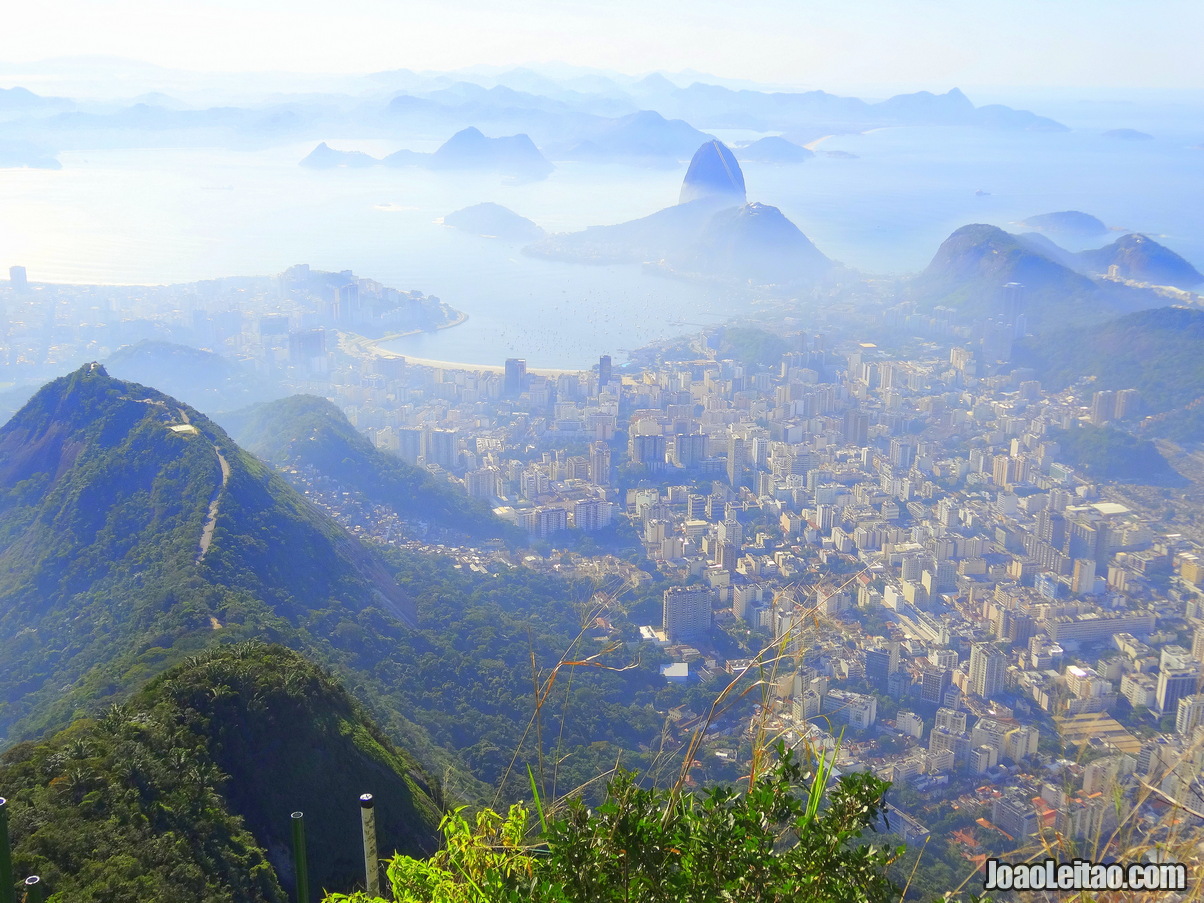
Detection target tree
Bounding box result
[323,743,902,903]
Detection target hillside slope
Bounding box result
[0,642,442,902]
[0,364,416,742]
[220,394,513,541]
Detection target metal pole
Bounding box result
[21,877,44,903]
[0,799,14,903]
[359,794,379,897]
[290,812,310,903]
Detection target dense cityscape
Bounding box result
[6,253,1203,883]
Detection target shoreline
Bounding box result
[384,354,588,377]
[342,315,589,376]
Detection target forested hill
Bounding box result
[221,394,513,540]
[1015,307,1204,444]
[0,642,443,902]
[0,364,417,743]
[913,223,1161,328]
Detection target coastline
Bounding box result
[340,313,588,376]
[383,354,587,377]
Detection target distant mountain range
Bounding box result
[301,126,553,179]
[0,69,1071,160]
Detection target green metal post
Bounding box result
[290,811,310,903]
[0,799,14,903]
[21,876,44,903]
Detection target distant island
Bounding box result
[443,202,545,241]
[733,136,814,164]
[1018,210,1108,240]
[527,140,835,287]
[1102,128,1154,141]
[0,140,61,169]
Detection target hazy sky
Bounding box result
[5,0,1202,90]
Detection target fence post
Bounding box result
[359,794,379,897]
[291,812,310,903]
[0,799,14,903]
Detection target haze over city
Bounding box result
[1,3,1203,901]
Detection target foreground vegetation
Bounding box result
[324,743,902,903]
[0,643,442,902]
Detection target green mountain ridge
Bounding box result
[0,642,442,902]
[219,394,513,541]
[0,364,417,743]
[1015,306,1204,443]
[0,364,690,818]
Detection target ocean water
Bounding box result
[0,124,1199,368]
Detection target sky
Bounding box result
[3,0,1202,92]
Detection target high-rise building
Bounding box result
[969,643,1006,699]
[888,438,915,470]
[1071,558,1097,595]
[662,586,713,642]
[504,358,527,397]
[8,265,27,291]
[465,467,500,500]
[935,707,967,734]
[573,498,613,532]
[598,354,612,389]
[919,665,951,704]
[1090,390,1117,425]
[588,442,611,486]
[426,428,458,470]
[993,792,1038,839]
[1176,695,1204,736]
[843,410,869,446]
[1115,388,1141,419]
[673,432,706,469]
[631,434,667,473]
[288,328,328,374]
[1156,667,1200,715]
[726,436,748,487]
[865,648,893,691]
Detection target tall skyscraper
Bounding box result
[727,436,747,487]
[1090,390,1117,425]
[662,586,713,642]
[843,410,869,446]
[865,648,893,691]
[969,643,1006,699]
[504,358,527,397]
[8,265,27,291]
[598,354,612,389]
[588,441,611,486]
